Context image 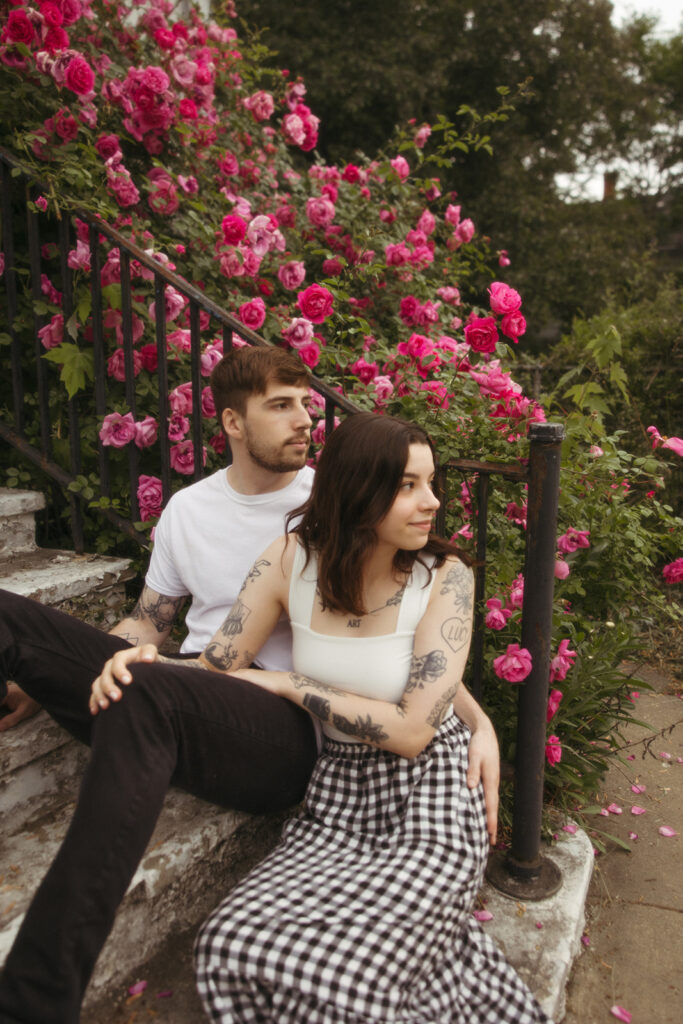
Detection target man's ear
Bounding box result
[222,407,244,439]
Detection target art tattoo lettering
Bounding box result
[440,615,470,655]
[440,561,474,614]
[303,693,331,721]
[347,619,361,628]
[404,649,448,694]
[218,598,251,639]
[426,683,460,729]
[130,590,186,633]
[238,559,272,594]
[331,713,389,744]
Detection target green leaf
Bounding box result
[42,343,95,398]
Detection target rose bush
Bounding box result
[1,0,680,839]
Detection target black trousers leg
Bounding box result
[0,595,317,1024]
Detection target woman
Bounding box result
[98,413,551,1023]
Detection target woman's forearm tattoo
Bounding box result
[426,683,460,728]
[290,673,347,697]
[301,694,389,744]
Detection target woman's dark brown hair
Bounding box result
[286,412,471,616]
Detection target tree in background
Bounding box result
[233,0,681,342]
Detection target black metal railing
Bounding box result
[0,146,564,897]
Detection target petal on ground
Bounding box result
[610,1006,632,1023]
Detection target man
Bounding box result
[0,347,499,1024]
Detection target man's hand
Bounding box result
[90,644,159,715]
[466,716,500,846]
[0,683,41,732]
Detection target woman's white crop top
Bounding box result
[289,541,439,742]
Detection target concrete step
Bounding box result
[0,711,86,830]
[0,745,286,1003]
[0,547,133,605]
[0,489,45,557]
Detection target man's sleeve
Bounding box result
[144,500,190,598]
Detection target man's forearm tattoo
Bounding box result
[218,598,251,640]
[238,559,272,594]
[440,616,470,655]
[426,683,460,729]
[404,649,447,694]
[290,673,347,697]
[130,591,186,633]
[157,654,207,671]
[440,562,474,614]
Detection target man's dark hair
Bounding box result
[210,346,311,433]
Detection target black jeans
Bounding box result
[0,590,317,1024]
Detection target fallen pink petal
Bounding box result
[630,784,646,794]
[658,826,678,837]
[473,909,493,922]
[628,831,638,840]
[627,754,636,761]
[631,805,646,815]
[607,803,623,814]
[581,934,590,946]
[535,921,543,929]
[600,808,610,816]
[128,980,147,996]
[562,824,578,834]
[610,1006,632,1023]
[156,990,173,998]
[659,751,672,760]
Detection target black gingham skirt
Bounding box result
[194,715,552,1023]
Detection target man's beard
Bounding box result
[244,427,310,474]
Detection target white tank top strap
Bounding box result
[288,539,318,627]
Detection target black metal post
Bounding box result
[470,474,489,701]
[486,421,565,899]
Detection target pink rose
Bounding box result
[59,0,83,27]
[546,689,563,723]
[200,344,223,376]
[95,133,121,162]
[416,209,435,235]
[134,416,158,449]
[507,575,524,611]
[221,214,247,246]
[545,735,562,767]
[201,386,216,418]
[349,357,378,384]
[390,155,410,181]
[399,295,421,326]
[3,11,35,46]
[37,314,64,350]
[436,286,461,305]
[549,639,577,683]
[238,297,266,330]
[662,558,683,584]
[99,411,136,447]
[243,90,275,122]
[305,196,336,228]
[140,66,169,94]
[168,412,190,442]
[64,55,95,97]
[297,341,321,368]
[488,282,522,315]
[501,311,527,342]
[414,124,431,148]
[464,317,498,354]
[178,98,197,121]
[444,204,461,227]
[282,318,314,349]
[277,260,306,290]
[322,257,343,276]
[107,348,142,382]
[373,375,394,404]
[137,474,163,521]
[454,218,475,244]
[385,242,411,266]
[557,528,590,554]
[169,382,194,415]
[493,643,533,683]
[170,440,206,476]
[485,598,511,631]
[554,559,570,580]
[296,284,334,324]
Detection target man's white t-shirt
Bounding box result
[145,466,314,666]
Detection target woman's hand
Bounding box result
[90,643,159,714]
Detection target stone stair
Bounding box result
[0,489,285,1007]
